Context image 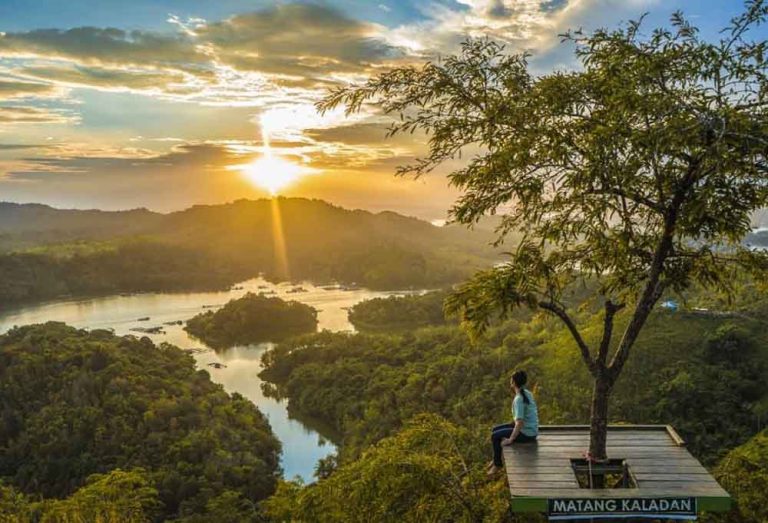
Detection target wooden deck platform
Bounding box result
[503,425,731,517]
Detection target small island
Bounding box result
[185,292,318,348]
[348,291,449,332]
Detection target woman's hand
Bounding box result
[501,437,514,446]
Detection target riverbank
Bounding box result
[0,276,419,481]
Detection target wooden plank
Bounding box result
[506,449,694,457]
[539,433,672,440]
[509,486,730,498]
[534,436,674,442]
[507,463,711,480]
[506,471,713,480]
[637,480,725,492]
[630,464,708,473]
[506,460,702,469]
[506,473,577,481]
[505,457,705,466]
[666,425,686,446]
[540,425,669,431]
[504,447,688,453]
[634,473,713,481]
[507,482,579,488]
[532,440,675,447]
[533,433,669,439]
[505,448,693,457]
[509,442,688,449]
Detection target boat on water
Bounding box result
[130,326,165,334]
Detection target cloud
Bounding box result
[196,4,404,79]
[18,64,188,92]
[0,142,255,210]
[0,78,58,100]
[0,4,405,107]
[0,27,200,71]
[304,122,424,147]
[0,106,78,124]
[0,143,48,150]
[400,0,573,57]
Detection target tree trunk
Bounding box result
[589,374,611,462]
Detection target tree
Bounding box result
[39,469,161,523]
[261,414,511,522]
[709,429,768,523]
[319,2,768,461]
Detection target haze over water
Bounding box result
[0,277,413,481]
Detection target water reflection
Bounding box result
[0,277,413,481]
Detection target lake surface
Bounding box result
[0,278,412,481]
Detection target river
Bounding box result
[0,277,413,481]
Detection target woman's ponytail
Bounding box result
[520,386,530,405]
[511,370,530,405]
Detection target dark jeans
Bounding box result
[491,423,537,466]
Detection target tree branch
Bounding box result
[607,159,700,379]
[584,187,664,213]
[538,301,597,376]
[597,300,626,367]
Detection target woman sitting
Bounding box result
[487,369,539,476]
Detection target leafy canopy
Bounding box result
[319,2,768,382]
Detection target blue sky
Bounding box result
[0,1,764,218]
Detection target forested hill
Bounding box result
[259,285,768,521]
[0,199,500,306]
[0,199,496,256]
[0,202,161,251]
[150,198,500,286]
[0,323,281,521]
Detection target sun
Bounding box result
[234,154,307,195]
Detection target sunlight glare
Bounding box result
[238,155,306,195]
[232,113,312,195]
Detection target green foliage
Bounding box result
[185,293,318,348]
[651,324,766,463]
[0,482,35,522]
[322,13,768,307]
[262,414,515,523]
[0,198,499,304]
[348,291,450,332]
[0,323,281,521]
[320,0,768,459]
[180,490,261,523]
[261,291,768,464]
[1,469,162,523]
[155,198,498,290]
[710,430,768,523]
[260,290,767,520]
[0,203,160,254]
[38,469,161,523]
[0,240,251,308]
[259,327,512,459]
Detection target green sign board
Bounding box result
[548,497,697,520]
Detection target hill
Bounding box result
[0,202,161,252]
[0,322,281,521]
[185,293,318,348]
[150,198,500,288]
[259,283,768,520]
[347,291,451,332]
[0,198,500,307]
